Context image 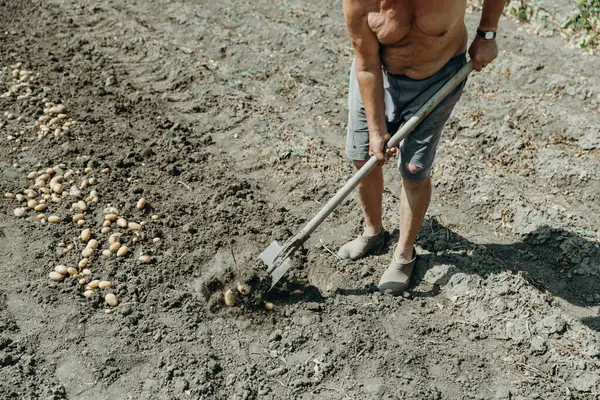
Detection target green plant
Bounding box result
[561,0,600,49]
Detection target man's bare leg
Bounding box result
[395,165,431,261]
[337,160,385,260]
[378,163,430,294]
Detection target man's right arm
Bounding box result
[343,0,390,163]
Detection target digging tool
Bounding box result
[261,59,474,290]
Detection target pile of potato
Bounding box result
[37,101,76,140]
[5,165,160,311]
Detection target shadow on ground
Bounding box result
[404,218,600,331]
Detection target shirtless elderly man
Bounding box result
[339,0,504,294]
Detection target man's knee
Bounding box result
[401,162,430,183]
[405,163,421,174]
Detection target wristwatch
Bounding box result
[476,28,497,40]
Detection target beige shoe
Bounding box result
[337,230,385,261]
[378,248,416,295]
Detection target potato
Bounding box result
[99,281,112,289]
[34,203,46,212]
[81,247,94,258]
[116,246,128,257]
[88,280,100,289]
[73,213,85,223]
[109,242,121,252]
[136,198,146,209]
[47,215,62,223]
[83,290,94,298]
[117,218,127,228]
[138,255,151,264]
[54,265,68,275]
[224,289,236,307]
[101,227,111,234]
[264,302,274,311]
[80,228,91,241]
[87,239,98,249]
[49,271,64,281]
[105,214,118,221]
[14,207,26,217]
[105,293,118,307]
[237,283,251,296]
[67,267,78,276]
[128,222,141,231]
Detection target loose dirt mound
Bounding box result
[0,0,599,399]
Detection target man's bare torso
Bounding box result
[364,0,468,79]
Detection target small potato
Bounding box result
[27,171,37,179]
[264,302,274,311]
[16,194,25,202]
[224,289,236,307]
[26,190,37,199]
[78,259,89,268]
[151,215,159,220]
[128,222,141,231]
[105,293,118,307]
[108,233,121,244]
[88,178,98,185]
[136,198,146,209]
[80,228,91,241]
[81,247,94,258]
[109,242,121,252]
[14,207,26,217]
[49,271,64,281]
[67,267,78,276]
[138,255,151,264]
[84,167,93,174]
[54,265,68,275]
[79,278,87,285]
[105,214,118,221]
[77,200,87,211]
[99,281,112,289]
[237,283,251,296]
[81,268,91,276]
[83,290,94,298]
[153,237,161,244]
[77,219,85,226]
[5,192,15,199]
[37,214,46,220]
[27,199,38,209]
[64,170,73,179]
[88,280,100,289]
[53,183,63,194]
[102,249,112,257]
[34,203,46,212]
[101,227,111,234]
[102,168,110,174]
[47,215,62,223]
[116,246,128,257]
[102,220,111,227]
[87,239,98,249]
[117,218,127,228]
[73,213,85,222]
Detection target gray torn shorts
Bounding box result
[346,53,467,181]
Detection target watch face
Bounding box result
[485,31,494,40]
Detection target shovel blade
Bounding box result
[260,240,293,289]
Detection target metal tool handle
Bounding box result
[285,60,474,250]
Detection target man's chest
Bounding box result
[367,0,466,45]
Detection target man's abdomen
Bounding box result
[381,24,468,79]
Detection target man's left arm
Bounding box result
[469,0,507,71]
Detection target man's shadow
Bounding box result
[378,217,600,332]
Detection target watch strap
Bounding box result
[476,28,497,40]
